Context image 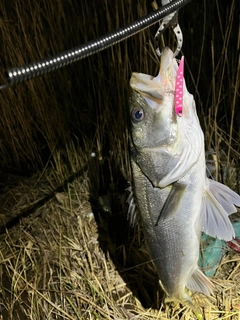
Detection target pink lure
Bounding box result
[174,56,184,116]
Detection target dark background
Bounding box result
[0,0,239,186]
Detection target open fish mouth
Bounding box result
[159,47,178,92]
[129,47,179,110]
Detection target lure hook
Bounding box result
[153,0,183,57]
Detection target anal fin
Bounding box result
[187,267,213,296]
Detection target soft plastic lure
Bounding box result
[174,56,184,116]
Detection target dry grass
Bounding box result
[0,174,240,319]
[0,0,240,319]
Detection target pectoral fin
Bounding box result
[186,267,213,296]
[155,183,186,224]
[158,139,203,188]
[200,183,235,241]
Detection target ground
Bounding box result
[0,171,239,320]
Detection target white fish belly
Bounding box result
[132,159,204,301]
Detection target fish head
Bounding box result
[129,47,204,187]
[129,48,178,149]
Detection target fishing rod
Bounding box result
[0,0,192,89]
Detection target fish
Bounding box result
[129,47,240,310]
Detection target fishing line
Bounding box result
[0,0,193,89]
[119,255,169,274]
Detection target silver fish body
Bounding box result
[129,47,240,306]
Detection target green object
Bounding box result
[199,233,227,277]
[199,222,240,277]
[233,221,240,238]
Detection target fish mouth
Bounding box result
[159,47,178,92]
[129,47,178,110]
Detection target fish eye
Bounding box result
[131,107,144,123]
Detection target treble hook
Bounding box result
[153,0,183,57]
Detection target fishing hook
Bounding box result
[154,0,183,57]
